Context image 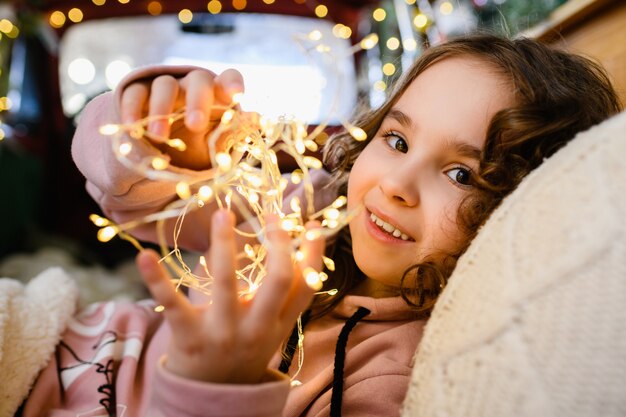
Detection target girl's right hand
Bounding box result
[136,210,325,384]
[120,68,245,170]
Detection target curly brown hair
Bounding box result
[312,34,622,318]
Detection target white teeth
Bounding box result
[370,212,410,241]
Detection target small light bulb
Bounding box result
[151,157,169,170]
[176,182,191,199]
[167,138,187,151]
[97,226,118,242]
[350,127,367,141]
[99,124,119,135]
[198,185,213,201]
[303,267,323,291]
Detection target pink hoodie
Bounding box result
[22,66,425,416]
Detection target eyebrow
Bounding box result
[386,108,482,161]
[386,108,414,129]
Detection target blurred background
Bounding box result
[0,0,624,302]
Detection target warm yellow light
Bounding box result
[151,157,169,170]
[68,8,83,23]
[323,256,336,271]
[290,197,301,213]
[332,196,347,208]
[97,226,119,242]
[303,156,323,169]
[92,0,106,5]
[208,0,222,14]
[291,170,303,184]
[154,305,165,312]
[315,44,330,53]
[216,152,232,171]
[295,250,305,262]
[386,37,400,50]
[6,26,19,39]
[303,267,323,291]
[118,0,130,4]
[178,9,193,24]
[405,0,416,4]
[248,191,259,204]
[372,8,386,22]
[49,11,66,29]
[0,19,14,33]
[349,126,367,141]
[0,129,5,141]
[198,185,214,201]
[167,138,187,151]
[147,1,162,15]
[281,218,299,232]
[263,0,275,3]
[89,214,110,227]
[403,38,418,51]
[323,208,340,220]
[305,229,322,241]
[308,30,322,41]
[332,24,351,39]
[440,1,454,15]
[221,109,235,124]
[0,97,12,111]
[99,124,120,135]
[315,5,328,18]
[119,143,132,155]
[176,182,192,199]
[231,92,243,104]
[233,0,247,11]
[382,63,396,76]
[374,80,387,91]
[413,14,429,29]
[360,33,379,50]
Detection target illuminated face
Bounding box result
[347,57,514,297]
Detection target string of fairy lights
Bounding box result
[90,30,377,383]
[94,30,378,300]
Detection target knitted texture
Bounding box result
[0,267,78,417]
[403,110,626,417]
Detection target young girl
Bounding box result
[20,34,620,416]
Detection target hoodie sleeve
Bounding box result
[71,65,222,252]
[147,358,291,417]
[71,65,337,253]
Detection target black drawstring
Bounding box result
[279,310,312,374]
[330,306,371,417]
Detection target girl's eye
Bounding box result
[384,132,408,153]
[446,167,472,186]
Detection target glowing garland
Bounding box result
[94,32,378,300]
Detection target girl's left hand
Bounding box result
[136,209,324,384]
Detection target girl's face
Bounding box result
[347,57,514,297]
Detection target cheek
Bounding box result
[429,200,465,251]
[346,151,369,211]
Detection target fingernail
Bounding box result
[187,110,208,131]
[148,121,166,138]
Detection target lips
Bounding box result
[369,211,413,241]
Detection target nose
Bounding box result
[379,164,420,207]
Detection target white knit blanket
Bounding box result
[0,268,78,417]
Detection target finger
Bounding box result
[281,221,325,322]
[208,209,238,321]
[147,75,180,140]
[180,69,216,133]
[250,215,295,322]
[136,249,195,327]
[120,82,149,125]
[214,68,245,105]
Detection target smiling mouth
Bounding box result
[369,212,412,241]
